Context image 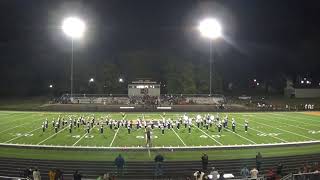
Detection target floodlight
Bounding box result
[301,80,304,84]
[119,78,124,83]
[62,17,86,39]
[89,78,94,83]
[49,84,53,88]
[256,83,260,86]
[253,79,257,82]
[198,18,222,39]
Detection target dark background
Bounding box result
[1,0,320,96]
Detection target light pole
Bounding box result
[62,17,86,99]
[198,18,222,95]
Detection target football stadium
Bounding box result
[1,1,320,180]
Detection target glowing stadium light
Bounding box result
[62,17,86,39]
[198,18,222,39]
[256,82,260,86]
[301,80,304,84]
[306,80,311,84]
[253,79,257,82]
[89,78,94,83]
[49,84,53,88]
[198,18,222,95]
[119,78,124,83]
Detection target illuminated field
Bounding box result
[0,111,319,148]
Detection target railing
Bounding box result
[292,171,320,180]
[281,173,293,180]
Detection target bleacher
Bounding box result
[0,153,319,180]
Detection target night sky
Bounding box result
[1,0,320,96]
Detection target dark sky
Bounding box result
[1,0,320,95]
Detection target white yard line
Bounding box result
[159,114,187,146]
[0,117,42,134]
[269,113,320,128]
[253,118,316,141]
[235,116,288,143]
[262,115,314,131]
[171,128,187,146]
[4,127,42,143]
[109,128,120,147]
[224,128,257,144]
[37,126,68,145]
[0,114,34,126]
[193,125,223,145]
[73,125,96,146]
[238,122,287,143]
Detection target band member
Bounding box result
[69,123,72,133]
[244,120,249,133]
[232,119,236,133]
[146,129,152,146]
[161,125,165,135]
[100,125,104,134]
[218,121,222,134]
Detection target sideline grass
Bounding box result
[0,143,320,161]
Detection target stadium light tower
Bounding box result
[62,17,86,98]
[198,18,222,95]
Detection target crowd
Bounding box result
[20,152,320,180]
[293,162,320,180]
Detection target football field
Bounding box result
[0,111,320,148]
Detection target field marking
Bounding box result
[0,116,44,134]
[269,113,320,128]
[253,117,316,141]
[37,126,69,145]
[235,120,288,143]
[109,128,120,147]
[4,127,42,143]
[193,125,223,145]
[171,128,187,146]
[160,114,187,146]
[72,126,96,146]
[234,115,289,143]
[262,115,315,132]
[223,128,257,144]
[0,114,34,126]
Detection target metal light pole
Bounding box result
[71,38,74,97]
[62,17,86,99]
[198,18,222,95]
[209,40,213,95]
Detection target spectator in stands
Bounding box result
[193,170,204,180]
[250,167,259,180]
[256,152,262,171]
[276,162,283,177]
[240,165,250,179]
[102,173,112,180]
[55,168,62,180]
[24,167,33,179]
[33,168,41,180]
[266,168,275,180]
[48,169,56,180]
[201,153,209,172]
[115,154,125,176]
[154,153,164,176]
[218,171,225,180]
[209,167,219,180]
[73,170,82,180]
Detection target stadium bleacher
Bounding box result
[1,153,319,180]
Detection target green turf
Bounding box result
[0,111,319,161]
